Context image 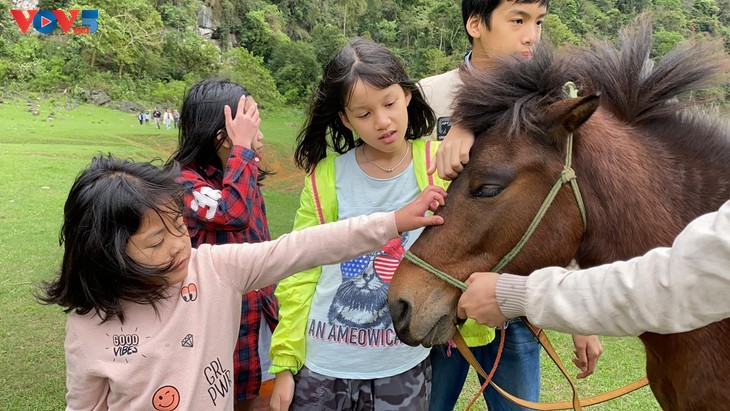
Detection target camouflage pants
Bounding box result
[292,358,431,410]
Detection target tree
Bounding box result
[311,24,347,67]
[222,47,284,107]
[240,5,288,61]
[161,30,220,80]
[692,0,720,34]
[268,40,321,103]
[404,47,455,80]
[427,1,462,53]
[338,0,367,35]
[71,0,163,77]
[653,0,689,33]
[543,15,580,46]
[652,30,684,57]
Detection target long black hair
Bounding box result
[294,38,435,173]
[168,78,269,180]
[38,154,185,323]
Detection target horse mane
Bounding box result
[453,16,730,150]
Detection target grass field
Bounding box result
[0,98,659,410]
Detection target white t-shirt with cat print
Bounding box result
[303,149,430,379]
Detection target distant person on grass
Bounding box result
[38,153,446,410]
[167,78,276,411]
[164,108,174,130]
[153,107,162,129]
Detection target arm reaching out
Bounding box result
[458,200,730,337]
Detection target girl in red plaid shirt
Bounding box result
[168,79,277,411]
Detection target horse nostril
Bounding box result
[391,298,412,329]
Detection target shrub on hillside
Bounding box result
[222,47,284,108]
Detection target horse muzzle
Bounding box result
[388,292,459,347]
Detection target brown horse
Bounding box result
[388,21,730,410]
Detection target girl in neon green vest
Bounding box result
[268,38,494,411]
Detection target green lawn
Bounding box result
[0,98,659,410]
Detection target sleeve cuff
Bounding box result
[269,363,300,375]
[385,212,400,239]
[269,355,301,375]
[231,145,258,162]
[496,274,529,320]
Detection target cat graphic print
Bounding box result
[327,234,407,329]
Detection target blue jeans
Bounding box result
[429,318,540,411]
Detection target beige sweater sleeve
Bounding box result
[194,212,399,293]
[497,200,730,336]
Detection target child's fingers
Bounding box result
[246,101,259,119]
[422,215,444,226]
[427,154,437,175]
[436,147,450,180]
[459,144,470,166]
[424,185,447,201]
[428,192,446,211]
[450,144,465,174]
[439,149,459,180]
[223,105,233,131]
[236,95,246,118]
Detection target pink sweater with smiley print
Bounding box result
[63,212,398,411]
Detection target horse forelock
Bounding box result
[452,46,569,142]
[576,18,728,126]
[452,16,729,154]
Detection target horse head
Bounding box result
[389,52,601,345]
[389,16,730,410]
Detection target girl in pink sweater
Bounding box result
[39,154,445,411]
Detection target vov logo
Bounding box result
[11,10,98,34]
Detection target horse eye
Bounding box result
[472,185,503,198]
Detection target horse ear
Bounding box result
[546,93,600,137]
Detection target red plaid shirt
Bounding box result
[178,146,278,401]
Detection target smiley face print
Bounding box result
[152,385,180,410]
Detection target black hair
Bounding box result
[462,0,550,44]
[294,38,435,173]
[38,154,186,323]
[168,78,270,181]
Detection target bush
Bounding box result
[268,40,320,104]
[221,47,284,108]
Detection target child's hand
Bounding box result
[224,95,261,149]
[270,371,295,411]
[394,185,446,233]
[427,123,475,180]
[571,335,603,379]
